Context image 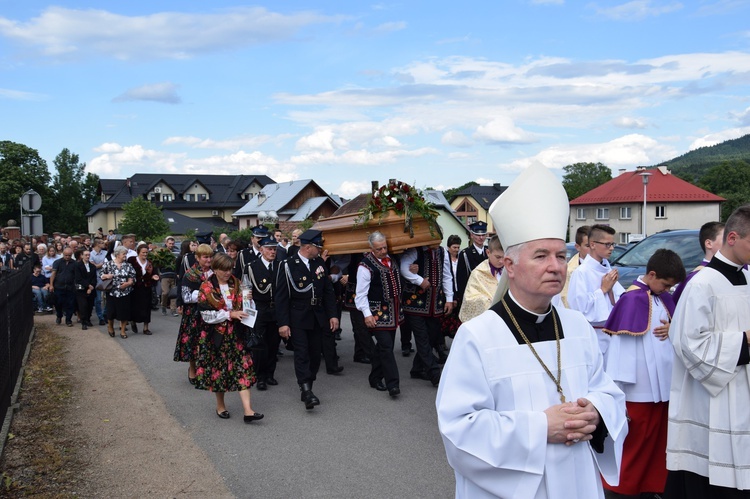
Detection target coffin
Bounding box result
[313,210,443,255]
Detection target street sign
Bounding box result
[21,190,42,212]
[22,214,43,235]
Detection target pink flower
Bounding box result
[211,369,221,380]
[196,367,205,376]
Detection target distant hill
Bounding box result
[659,134,750,182]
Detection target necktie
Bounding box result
[382,257,391,268]
[268,262,273,272]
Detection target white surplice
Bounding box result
[436,305,627,499]
[667,252,750,490]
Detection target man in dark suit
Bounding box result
[454,221,489,305]
[245,235,281,391]
[237,226,265,276]
[275,229,340,410]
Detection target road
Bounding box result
[114,309,455,498]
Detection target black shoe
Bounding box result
[353,356,371,364]
[243,412,264,423]
[436,350,448,365]
[266,377,278,386]
[216,410,230,419]
[131,322,138,333]
[66,321,73,327]
[256,380,267,391]
[401,348,411,357]
[430,370,441,387]
[334,329,342,341]
[99,319,106,326]
[388,387,400,397]
[188,376,196,385]
[161,306,167,316]
[299,383,320,410]
[326,366,344,375]
[370,381,387,391]
[55,317,62,325]
[82,324,88,330]
[410,371,429,380]
[85,320,94,327]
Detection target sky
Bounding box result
[2,1,750,198]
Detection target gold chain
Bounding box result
[500,297,565,403]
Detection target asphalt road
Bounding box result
[113,309,456,499]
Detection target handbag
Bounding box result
[96,278,114,291]
[238,323,263,349]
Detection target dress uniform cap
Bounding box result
[468,221,488,235]
[252,226,269,238]
[299,229,324,247]
[195,231,213,245]
[259,235,277,247]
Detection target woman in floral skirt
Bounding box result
[195,253,263,423]
[173,244,213,384]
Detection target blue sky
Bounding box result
[2,1,750,198]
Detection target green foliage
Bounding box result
[663,134,750,182]
[47,149,95,234]
[697,159,750,221]
[149,247,176,272]
[561,162,613,200]
[0,141,52,226]
[118,197,170,240]
[444,181,479,202]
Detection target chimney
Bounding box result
[371,181,379,195]
[493,183,502,191]
[257,192,267,205]
[618,168,626,176]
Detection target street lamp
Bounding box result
[639,172,652,237]
[257,210,279,226]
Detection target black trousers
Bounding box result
[407,314,440,376]
[55,288,75,321]
[321,322,340,371]
[349,309,375,359]
[291,325,322,385]
[664,470,750,499]
[76,290,95,323]
[369,329,399,389]
[253,313,281,381]
[400,320,413,350]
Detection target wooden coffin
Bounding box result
[313,210,443,255]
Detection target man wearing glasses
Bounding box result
[568,224,625,353]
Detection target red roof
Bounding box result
[570,167,725,205]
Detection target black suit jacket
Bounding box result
[74,260,97,291]
[455,245,487,302]
[275,254,336,331]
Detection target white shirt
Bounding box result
[354,255,391,318]
[399,247,454,302]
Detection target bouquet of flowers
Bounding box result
[357,180,440,237]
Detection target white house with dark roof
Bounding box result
[86,174,275,234]
[232,179,341,228]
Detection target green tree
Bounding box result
[0,141,52,226]
[697,159,750,221]
[48,148,97,234]
[561,162,613,201]
[118,197,170,240]
[444,181,479,202]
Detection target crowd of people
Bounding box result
[11,174,750,497]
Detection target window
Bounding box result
[162,194,173,202]
[655,205,666,218]
[595,208,609,220]
[619,233,630,244]
[467,216,477,224]
[576,208,586,220]
[185,194,194,201]
[199,194,207,201]
[619,207,631,220]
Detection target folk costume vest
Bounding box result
[360,252,403,330]
[402,246,446,317]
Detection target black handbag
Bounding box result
[96,278,114,291]
[238,323,263,349]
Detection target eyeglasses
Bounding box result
[591,241,616,249]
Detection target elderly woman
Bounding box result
[195,253,263,423]
[128,243,160,335]
[99,245,136,338]
[174,243,213,384]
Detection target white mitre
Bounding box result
[490,163,569,305]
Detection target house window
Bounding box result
[199,194,207,201]
[185,194,194,201]
[619,233,630,244]
[467,216,477,224]
[162,194,173,202]
[655,205,666,218]
[619,207,631,220]
[595,208,609,220]
[576,208,586,220]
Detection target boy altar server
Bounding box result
[436,163,627,499]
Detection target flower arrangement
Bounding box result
[357,180,441,237]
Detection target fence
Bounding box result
[0,261,34,431]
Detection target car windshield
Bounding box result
[613,232,703,269]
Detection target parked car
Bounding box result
[610,244,630,262]
[611,229,702,287]
[566,242,577,261]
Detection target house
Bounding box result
[569,166,725,244]
[449,183,507,233]
[330,190,469,248]
[86,174,274,235]
[232,179,341,229]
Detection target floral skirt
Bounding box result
[173,304,200,362]
[194,323,256,392]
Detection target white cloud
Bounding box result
[337,180,370,198]
[590,1,683,21]
[731,106,750,126]
[295,129,338,151]
[688,127,750,149]
[0,6,344,60]
[291,146,437,166]
[0,88,47,101]
[613,116,648,129]
[113,82,181,104]
[163,134,290,150]
[441,131,473,147]
[502,134,677,170]
[474,117,537,144]
[475,177,497,184]
[373,21,406,33]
